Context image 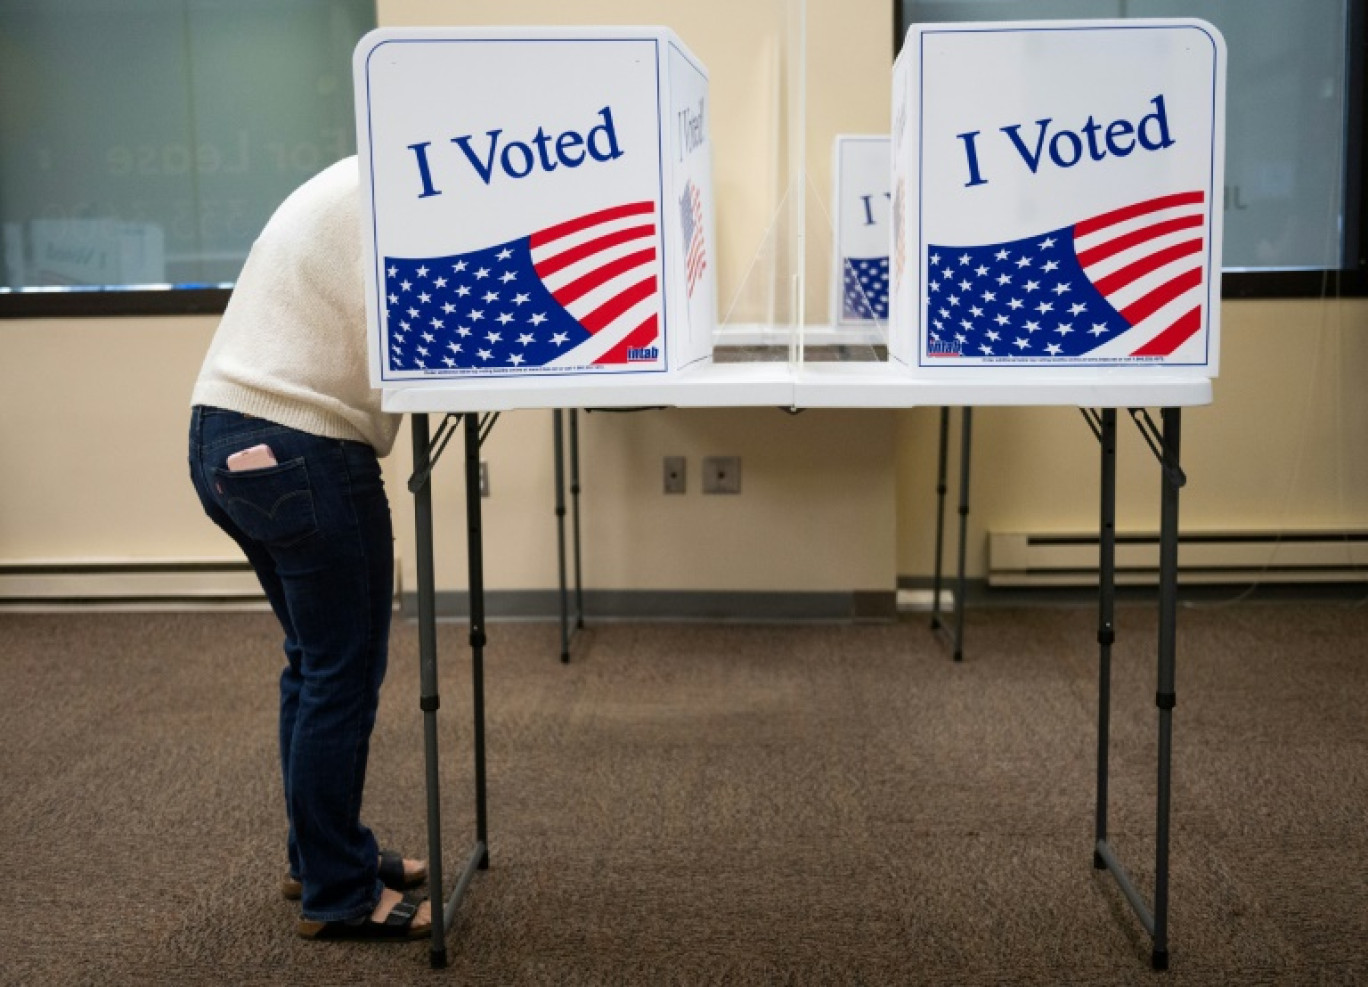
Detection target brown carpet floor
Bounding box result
[2,602,1366,985]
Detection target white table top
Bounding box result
[380,357,1212,414]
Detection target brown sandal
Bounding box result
[297,893,430,941]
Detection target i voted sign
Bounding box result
[889,20,1226,376]
[831,135,891,327]
[354,27,716,385]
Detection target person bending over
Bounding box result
[188,156,430,941]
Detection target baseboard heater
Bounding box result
[0,559,272,607]
[988,530,1368,587]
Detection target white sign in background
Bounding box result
[354,28,715,386]
[830,135,891,327]
[890,19,1226,377]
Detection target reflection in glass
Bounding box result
[0,0,375,293]
[899,0,1355,274]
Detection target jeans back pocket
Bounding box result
[211,458,319,548]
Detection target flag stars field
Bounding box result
[921,191,1207,361]
[382,200,664,374]
[841,256,889,320]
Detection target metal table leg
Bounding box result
[1088,406,1184,970]
[570,409,585,632]
[931,407,950,632]
[409,415,448,968]
[1091,409,1117,873]
[952,408,972,663]
[462,413,491,884]
[930,407,971,662]
[409,413,492,964]
[554,411,571,663]
[1151,407,1182,970]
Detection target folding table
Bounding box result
[389,362,1207,971]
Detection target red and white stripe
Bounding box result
[684,181,707,298]
[530,201,661,366]
[1072,191,1208,358]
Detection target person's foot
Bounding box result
[382,853,428,888]
[370,887,431,929]
[297,889,432,941]
[281,852,427,900]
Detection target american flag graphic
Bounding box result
[842,256,889,321]
[925,191,1207,361]
[384,200,662,373]
[679,179,706,298]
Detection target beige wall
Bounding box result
[2,0,1365,596]
[897,299,1368,577]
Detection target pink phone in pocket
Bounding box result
[225,444,278,472]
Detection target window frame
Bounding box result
[893,0,1368,300]
[3,4,1361,317]
[0,287,233,319]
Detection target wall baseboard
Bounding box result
[897,574,1368,608]
[0,560,895,622]
[403,589,897,622]
[0,559,264,607]
[988,529,1368,587]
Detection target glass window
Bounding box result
[0,0,376,316]
[897,0,1367,296]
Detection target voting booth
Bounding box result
[353,27,717,388]
[363,16,1228,974]
[890,19,1226,378]
[830,135,892,330]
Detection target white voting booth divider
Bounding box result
[355,18,1225,971]
[354,26,717,389]
[830,134,892,336]
[890,19,1225,379]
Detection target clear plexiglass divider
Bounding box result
[714,0,891,373]
[730,8,1225,411]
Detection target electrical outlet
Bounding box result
[663,456,687,494]
[479,461,490,497]
[702,456,741,494]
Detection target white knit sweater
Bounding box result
[191,156,402,456]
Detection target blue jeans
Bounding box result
[188,406,392,922]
